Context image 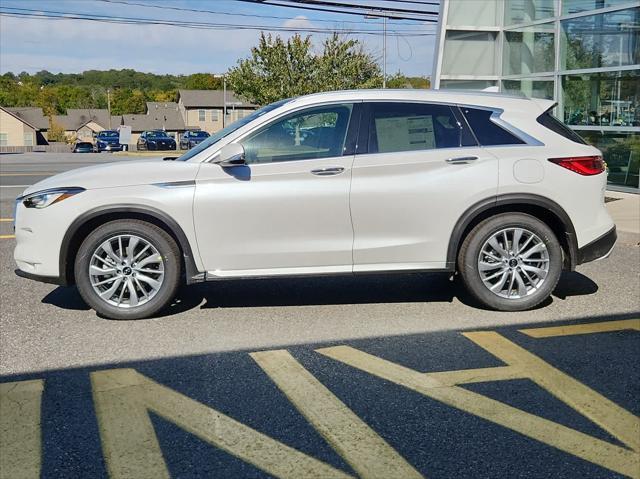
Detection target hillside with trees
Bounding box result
[1,35,429,116]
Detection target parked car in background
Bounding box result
[95,130,123,152]
[180,130,210,150]
[72,142,95,153]
[137,130,176,151]
[14,90,616,319]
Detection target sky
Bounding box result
[0,0,440,78]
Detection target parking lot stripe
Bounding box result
[0,185,30,188]
[251,349,423,479]
[318,344,640,478]
[425,365,522,386]
[464,331,640,453]
[0,379,44,479]
[91,368,352,479]
[519,319,640,338]
[0,235,15,239]
[0,218,13,222]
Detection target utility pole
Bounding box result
[365,12,387,88]
[223,76,227,128]
[107,89,112,129]
[383,15,387,88]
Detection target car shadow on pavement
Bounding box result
[40,270,599,319]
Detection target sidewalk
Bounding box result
[605,190,639,244]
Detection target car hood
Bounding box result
[97,137,120,143]
[145,137,174,142]
[22,159,200,195]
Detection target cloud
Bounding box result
[282,15,315,30]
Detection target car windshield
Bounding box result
[189,131,209,138]
[147,131,170,139]
[98,131,119,138]
[77,142,92,147]
[175,98,291,161]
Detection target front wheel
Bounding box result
[75,220,181,319]
[458,213,562,311]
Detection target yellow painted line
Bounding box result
[0,218,13,222]
[0,379,44,479]
[251,349,422,479]
[0,172,57,176]
[520,319,640,338]
[91,368,352,479]
[425,365,522,386]
[0,235,15,239]
[464,331,640,453]
[317,344,640,478]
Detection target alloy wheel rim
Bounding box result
[477,227,550,300]
[89,234,165,308]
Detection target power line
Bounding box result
[0,7,437,36]
[232,0,439,21]
[280,0,439,15]
[95,0,411,26]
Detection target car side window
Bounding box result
[367,102,471,154]
[461,107,525,146]
[242,104,353,164]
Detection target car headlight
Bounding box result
[21,187,85,209]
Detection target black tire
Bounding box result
[75,220,181,320]
[458,213,562,311]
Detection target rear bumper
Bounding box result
[577,226,616,265]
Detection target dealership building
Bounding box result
[433,0,639,192]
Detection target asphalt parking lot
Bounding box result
[1,153,639,478]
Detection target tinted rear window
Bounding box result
[461,107,526,146]
[536,111,587,144]
[368,102,475,154]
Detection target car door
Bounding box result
[193,102,360,277]
[350,101,498,271]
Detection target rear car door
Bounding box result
[350,101,498,271]
[193,102,360,276]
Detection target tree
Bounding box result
[226,33,382,105]
[47,118,67,142]
[111,88,147,115]
[184,73,222,90]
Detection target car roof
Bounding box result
[287,89,554,114]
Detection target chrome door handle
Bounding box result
[311,167,345,176]
[446,156,478,164]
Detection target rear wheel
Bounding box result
[75,220,181,319]
[458,213,562,311]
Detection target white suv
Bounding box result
[14,90,616,319]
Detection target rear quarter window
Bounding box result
[461,107,526,146]
[536,111,587,144]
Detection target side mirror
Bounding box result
[216,143,246,167]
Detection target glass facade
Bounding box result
[435,0,640,191]
[561,8,640,70]
[503,23,556,75]
[561,70,639,127]
[503,78,556,99]
[505,0,556,25]
[577,131,640,188]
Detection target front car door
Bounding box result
[350,101,498,271]
[193,102,360,277]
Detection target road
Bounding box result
[1,153,639,478]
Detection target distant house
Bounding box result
[121,102,187,144]
[177,90,257,134]
[0,106,48,150]
[52,109,120,141]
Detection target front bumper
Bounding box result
[15,268,65,285]
[577,226,617,265]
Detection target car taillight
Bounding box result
[548,156,605,176]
